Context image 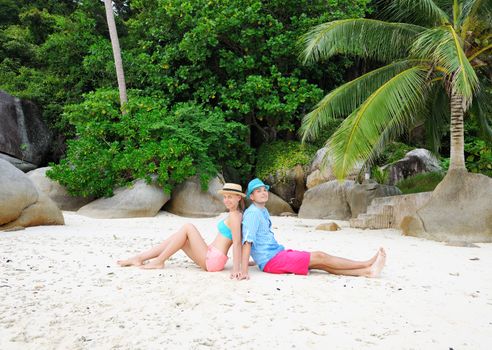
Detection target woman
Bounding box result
[117,183,246,279]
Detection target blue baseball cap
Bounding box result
[246,178,270,197]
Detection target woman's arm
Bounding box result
[240,242,251,280]
[229,211,243,279]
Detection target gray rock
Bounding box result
[386,148,442,185]
[27,167,94,211]
[265,164,306,211]
[265,192,294,216]
[347,180,402,218]
[245,191,294,216]
[298,180,355,219]
[2,191,64,229]
[306,147,363,188]
[402,170,492,242]
[78,177,170,219]
[0,90,51,167]
[164,176,225,217]
[0,159,64,229]
[0,159,38,225]
[0,153,37,172]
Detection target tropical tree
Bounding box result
[299,0,492,179]
[103,0,127,111]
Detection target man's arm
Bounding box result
[240,242,252,280]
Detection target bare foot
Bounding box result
[366,249,380,266]
[117,257,144,267]
[367,249,386,278]
[139,261,165,269]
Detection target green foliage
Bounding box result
[47,89,251,197]
[465,138,492,177]
[255,140,317,180]
[300,0,492,178]
[117,0,371,143]
[396,172,445,194]
[0,4,108,135]
[463,118,492,176]
[371,166,389,184]
[374,141,415,166]
[1,0,372,186]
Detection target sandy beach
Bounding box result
[1,211,491,349]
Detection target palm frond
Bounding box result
[411,26,479,103]
[299,59,428,142]
[299,19,424,64]
[425,85,451,153]
[460,0,492,38]
[379,0,450,26]
[469,87,492,143]
[326,66,431,179]
[364,80,446,167]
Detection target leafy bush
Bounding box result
[47,89,251,197]
[463,118,492,177]
[464,139,492,176]
[371,166,389,184]
[396,172,445,194]
[374,142,415,166]
[255,140,317,180]
[117,0,371,144]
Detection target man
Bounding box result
[240,178,385,279]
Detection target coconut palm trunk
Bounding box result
[104,0,127,112]
[449,90,466,171]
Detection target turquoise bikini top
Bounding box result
[218,218,233,240]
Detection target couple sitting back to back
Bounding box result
[118,179,386,280]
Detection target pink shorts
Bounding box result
[263,249,310,275]
[205,245,228,272]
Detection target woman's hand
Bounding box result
[230,270,249,280]
[237,272,249,280]
[230,270,241,280]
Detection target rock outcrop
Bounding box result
[0,159,64,229]
[298,180,355,219]
[77,177,169,219]
[402,170,492,242]
[386,148,442,185]
[27,167,94,211]
[164,176,226,217]
[0,90,51,170]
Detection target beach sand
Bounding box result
[1,211,491,349]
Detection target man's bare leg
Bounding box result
[308,248,382,271]
[318,249,386,277]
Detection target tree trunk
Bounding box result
[104,0,127,112]
[449,90,466,171]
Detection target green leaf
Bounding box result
[327,66,430,179]
[300,18,424,64]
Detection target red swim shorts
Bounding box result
[263,249,310,275]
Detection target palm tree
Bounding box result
[104,0,127,112]
[299,0,492,241]
[299,0,491,179]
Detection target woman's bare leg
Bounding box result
[117,238,172,267]
[140,223,208,270]
[308,248,385,276]
[117,223,201,267]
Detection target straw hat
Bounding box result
[218,183,246,197]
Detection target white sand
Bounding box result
[1,211,491,349]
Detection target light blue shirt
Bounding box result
[242,204,284,270]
